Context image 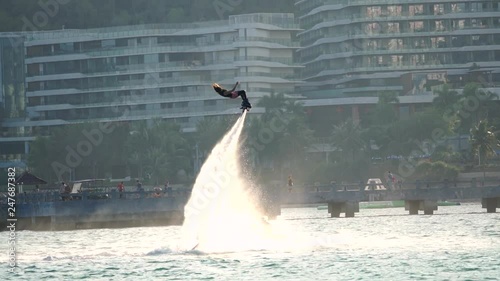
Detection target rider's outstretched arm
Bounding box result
[230,81,239,92]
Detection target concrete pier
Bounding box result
[328,201,360,218]
[482,197,500,213]
[405,200,438,215]
[2,190,190,231]
[280,180,500,218]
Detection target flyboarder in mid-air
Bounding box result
[212,82,252,111]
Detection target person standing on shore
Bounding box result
[117,182,124,198]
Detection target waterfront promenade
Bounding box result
[2,179,499,231]
[281,179,500,217]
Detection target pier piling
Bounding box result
[482,197,499,213]
[328,201,359,218]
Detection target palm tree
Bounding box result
[432,84,460,111]
[331,119,366,162]
[195,116,236,154]
[257,92,289,122]
[367,91,400,127]
[244,93,312,181]
[463,82,498,118]
[378,91,399,104]
[470,120,499,179]
[278,116,313,170]
[144,146,169,185]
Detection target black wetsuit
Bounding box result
[213,84,251,108]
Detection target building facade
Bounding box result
[0,35,29,167]
[0,13,301,166]
[296,0,500,100]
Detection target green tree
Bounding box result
[365,91,399,128]
[257,93,288,116]
[245,93,312,182]
[414,161,461,181]
[195,116,237,154]
[469,119,499,167]
[452,83,498,135]
[432,84,460,111]
[331,119,366,162]
[166,8,186,23]
[125,120,191,183]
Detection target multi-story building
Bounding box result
[296,0,500,124]
[0,35,29,167]
[0,13,301,166]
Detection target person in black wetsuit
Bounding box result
[212,82,252,110]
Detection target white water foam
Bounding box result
[179,112,335,253]
[180,112,275,252]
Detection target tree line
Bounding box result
[0,0,294,32]
[26,82,500,187]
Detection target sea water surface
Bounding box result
[1,203,499,280]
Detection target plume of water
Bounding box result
[179,112,334,253]
[180,112,271,252]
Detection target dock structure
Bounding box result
[1,190,190,231]
[2,180,499,231]
[280,180,500,217]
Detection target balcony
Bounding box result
[235,56,302,66]
[26,76,236,96]
[27,60,236,82]
[229,13,300,30]
[29,91,220,111]
[25,21,230,43]
[26,39,237,60]
[234,37,300,48]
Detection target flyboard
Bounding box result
[240,102,251,113]
[189,242,199,251]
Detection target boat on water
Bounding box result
[317,200,460,210]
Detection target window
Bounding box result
[116,57,129,65]
[116,39,128,47]
[160,72,173,79]
[471,3,484,12]
[409,5,424,16]
[60,43,73,52]
[366,6,382,17]
[175,117,189,123]
[102,40,115,48]
[365,22,381,35]
[204,100,216,106]
[387,22,400,33]
[434,4,444,15]
[27,64,40,76]
[431,37,446,48]
[435,20,445,31]
[451,3,465,13]
[410,21,424,32]
[495,50,500,60]
[452,19,465,30]
[387,5,402,16]
[176,102,188,108]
